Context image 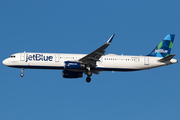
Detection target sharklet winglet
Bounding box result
[107,34,115,44]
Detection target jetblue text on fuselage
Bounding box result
[25,54,53,62]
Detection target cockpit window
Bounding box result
[10,55,16,58]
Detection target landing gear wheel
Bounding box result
[86,77,91,83]
[20,73,24,77]
[20,69,24,77]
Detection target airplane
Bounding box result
[2,34,178,83]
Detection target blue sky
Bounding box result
[0,0,180,120]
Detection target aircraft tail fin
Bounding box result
[147,34,175,57]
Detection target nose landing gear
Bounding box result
[20,69,24,77]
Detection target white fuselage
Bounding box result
[2,52,178,72]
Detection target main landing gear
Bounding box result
[20,69,24,77]
[86,68,92,83]
[86,76,91,83]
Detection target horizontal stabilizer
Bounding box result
[159,54,176,62]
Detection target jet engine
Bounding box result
[63,70,83,78]
[64,61,85,69]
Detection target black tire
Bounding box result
[86,77,91,83]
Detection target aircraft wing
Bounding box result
[79,34,115,67]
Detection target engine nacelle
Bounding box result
[63,70,83,78]
[64,61,84,69]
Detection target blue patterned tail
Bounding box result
[147,34,175,57]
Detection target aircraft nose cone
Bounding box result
[2,59,8,66]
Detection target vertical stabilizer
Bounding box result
[147,34,175,57]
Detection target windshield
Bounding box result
[10,55,16,58]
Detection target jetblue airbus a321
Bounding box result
[2,34,178,82]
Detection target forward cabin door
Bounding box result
[144,57,149,65]
[20,52,25,61]
[55,54,59,62]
